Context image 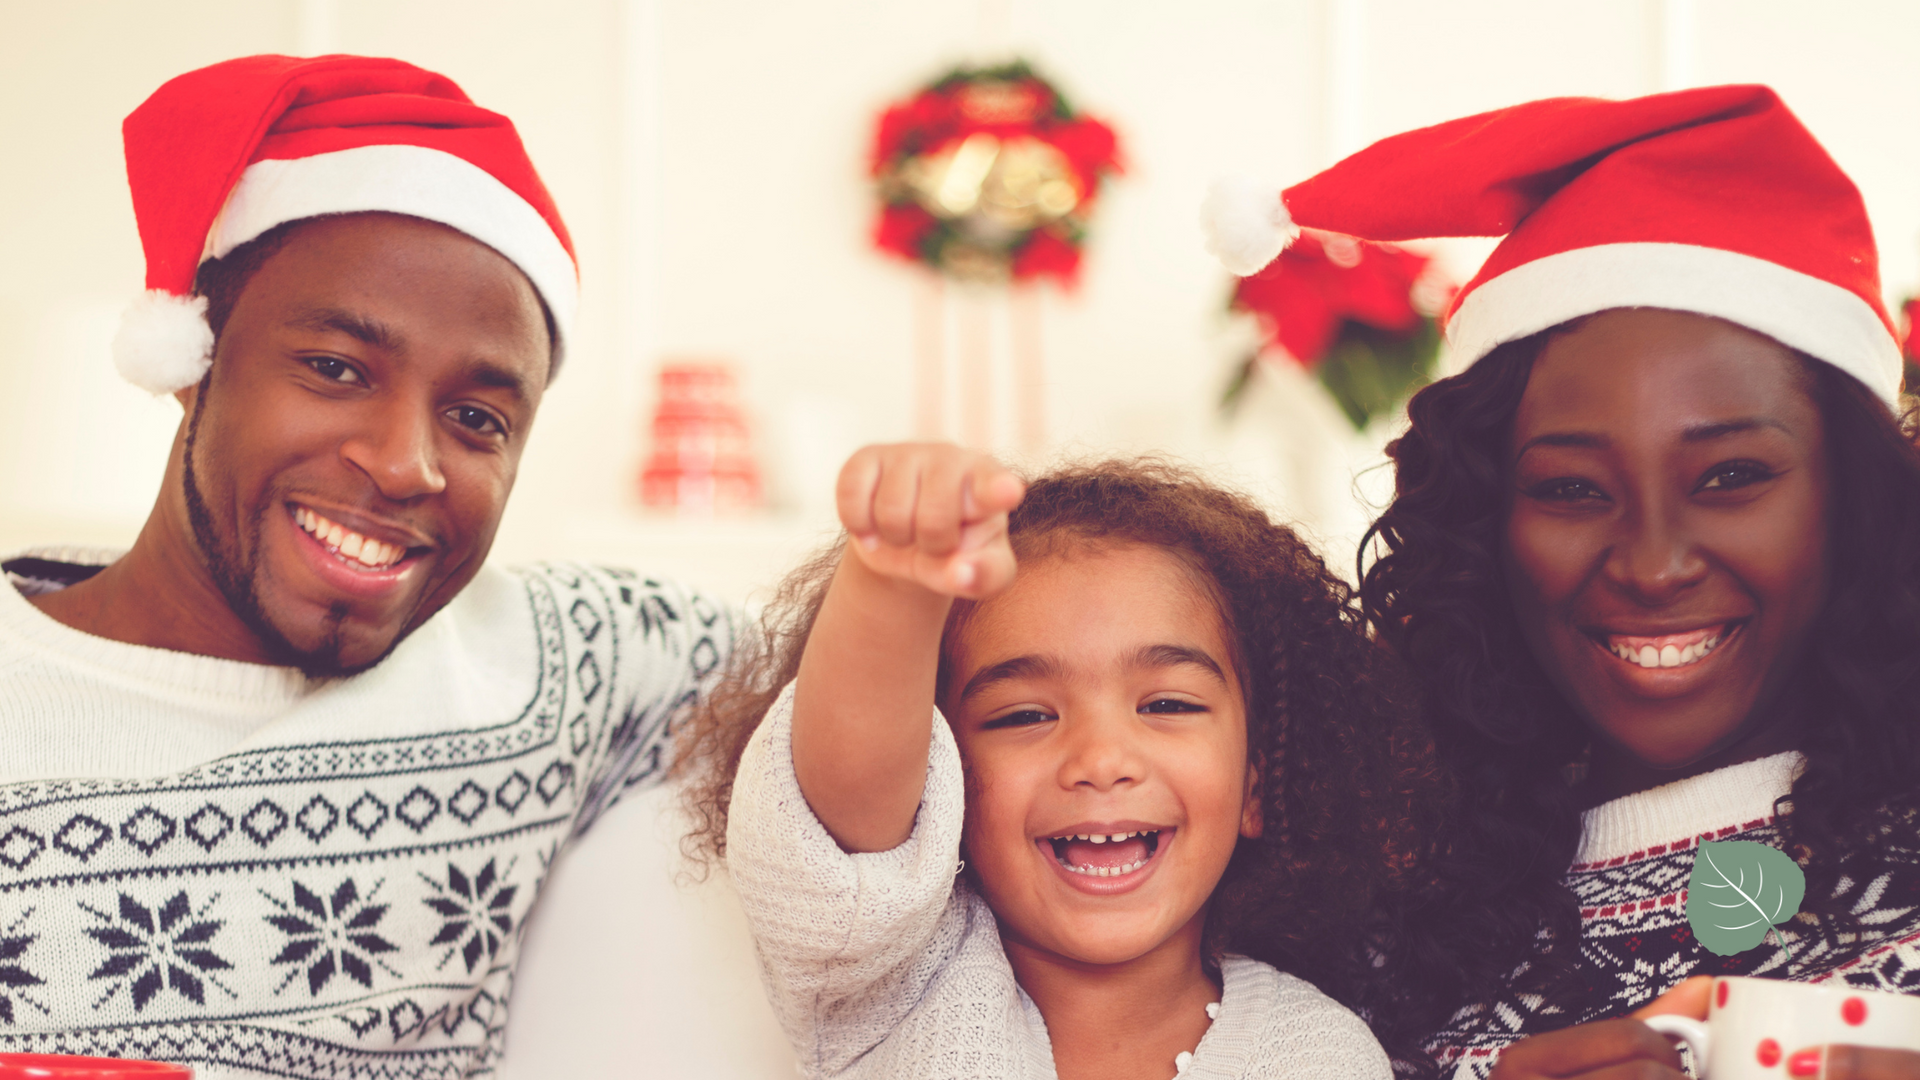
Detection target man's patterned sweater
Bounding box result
[0,551,733,1079]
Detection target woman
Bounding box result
[1205,86,1920,1077]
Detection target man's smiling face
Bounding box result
[179,212,550,676]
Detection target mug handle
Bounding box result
[1643,1015,1710,1073]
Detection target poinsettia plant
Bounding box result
[1223,229,1451,430]
[869,61,1121,286]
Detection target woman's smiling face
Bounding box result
[1503,308,1831,778]
[942,541,1259,969]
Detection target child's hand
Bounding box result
[837,443,1025,600]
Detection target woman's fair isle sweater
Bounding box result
[725,684,1392,1080]
[0,549,732,1079]
[1426,753,1920,1078]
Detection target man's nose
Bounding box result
[340,399,447,501]
[1603,497,1708,604]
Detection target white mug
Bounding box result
[1643,976,1920,1078]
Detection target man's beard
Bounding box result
[180,385,407,679]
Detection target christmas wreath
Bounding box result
[869,61,1121,285]
[1223,230,1452,430]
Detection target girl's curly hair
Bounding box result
[677,457,1444,1056]
[1357,325,1920,1054]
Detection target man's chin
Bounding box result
[251,602,414,679]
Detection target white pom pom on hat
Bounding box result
[1201,176,1297,277]
[112,290,215,394]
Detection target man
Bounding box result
[0,55,731,1077]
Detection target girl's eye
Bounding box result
[305,356,363,384]
[981,708,1054,730]
[1696,460,1777,492]
[1140,698,1206,715]
[1524,477,1607,503]
[448,405,506,437]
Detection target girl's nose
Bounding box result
[1056,708,1148,792]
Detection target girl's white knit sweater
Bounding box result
[725,685,1392,1080]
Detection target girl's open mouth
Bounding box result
[1041,828,1167,878]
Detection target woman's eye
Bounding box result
[1525,477,1606,503]
[305,356,363,384]
[1140,698,1206,715]
[1696,461,1777,492]
[448,405,506,437]
[981,708,1053,730]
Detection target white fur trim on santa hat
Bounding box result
[1448,242,1903,407]
[113,290,215,394]
[205,144,578,367]
[1201,177,1298,277]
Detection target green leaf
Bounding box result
[1685,839,1806,956]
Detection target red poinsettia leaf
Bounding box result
[1903,297,1920,361]
[1011,228,1083,286]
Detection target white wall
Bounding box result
[4,2,1918,1075]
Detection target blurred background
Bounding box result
[4,2,1918,1076]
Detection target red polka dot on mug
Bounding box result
[1756,1038,1782,1067]
[1842,996,1867,1026]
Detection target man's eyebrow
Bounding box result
[1681,417,1790,442]
[1127,643,1228,684]
[288,308,401,351]
[957,655,1061,704]
[462,360,532,405]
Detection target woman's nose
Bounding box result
[1604,498,1708,604]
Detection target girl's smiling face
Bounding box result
[1503,308,1831,780]
[942,541,1260,969]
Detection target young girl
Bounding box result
[681,451,1438,1079]
[1201,86,1920,1078]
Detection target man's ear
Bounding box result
[1239,756,1264,839]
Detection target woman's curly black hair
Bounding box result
[678,458,1444,1055]
[1356,322,1920,1058]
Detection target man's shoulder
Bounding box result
[3,546,117,597]
[484,561,733,650]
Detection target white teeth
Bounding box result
[293,507,404,570]
[1089,834,1107,844]
[1610,633,1723,669]
[1060,856,1147,877]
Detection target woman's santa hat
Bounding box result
[1202,84,1902,405]
[114,54,578,394]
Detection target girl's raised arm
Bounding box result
[791,443,1024,853]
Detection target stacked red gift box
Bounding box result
[639,362,761,513]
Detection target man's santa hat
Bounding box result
[1202,84,1902,405]
[114,54,577,394]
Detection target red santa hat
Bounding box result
[113,54,578,394]
[1202,84,1903,405]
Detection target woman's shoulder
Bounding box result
[1211,956,1391,1078]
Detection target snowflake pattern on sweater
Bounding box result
[1425,754,1920,1079]
[0,555,732,1079]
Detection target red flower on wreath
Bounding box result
[869,61,1121,285]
